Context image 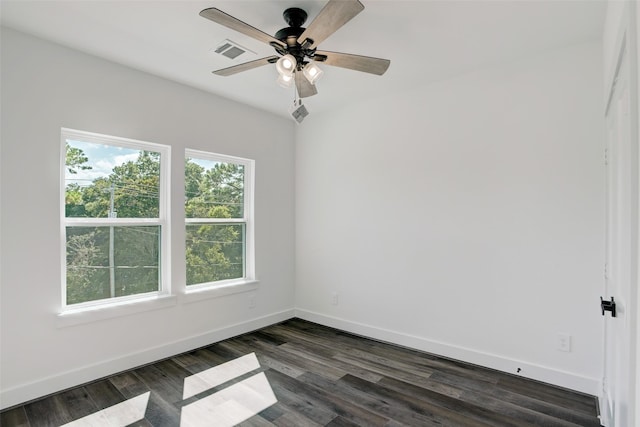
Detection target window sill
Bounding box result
[182,279,259,304]
[57,294,178,328]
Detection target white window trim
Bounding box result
[60,128,171,318]
[181,279,259,304]
[56,294,178,328]
[184,149,256,296]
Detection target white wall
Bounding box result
[0,28,296,408]
[296,41,605,394]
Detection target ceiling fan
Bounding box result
[199,0,390,99]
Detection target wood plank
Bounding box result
[216,340,307,380]
[277,320,500,384]
[171,352,213,374]
[23,395,73,427]
[271,408,325,427]
[254,401,285,422]
[279,319,600,420]
[1,318,601,427]
[262,370,338,425]
[109,371,180,426]
[237,414,277,426]
[228,335,347,381]
[378,375,538,427]
[265,369,389,427]
[496,374,600,416]
[277,342,384,383]
[336,373,495,427]
[56,387,100,422]
[0,406,30,427]
[426,370,601,425]
[134,360,186,405]
[257,327,386,383]
[84,379,125,409]
[126,420,154,427]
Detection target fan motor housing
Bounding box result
[275,26,305,45]
[283,8,307,27]
[273,8,315,67]
[275,8,308,46]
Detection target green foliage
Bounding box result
[185,223,244,285]
[113,226,160,296]
[184,159,245,285]
[66,230,104,304]
[185,160,244,218]
[65,226,160,304]
[110,151,160,218]
[65,142,92,175]
[64,148,246,304]
[66,151,160,219]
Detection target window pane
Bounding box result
[185,158,244,219]
[186,223,245,285]
[65,140,160,218]
[66,226,160,304]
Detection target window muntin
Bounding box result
[185,150,254,288]
[62,128,170,309]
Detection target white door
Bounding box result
[602,39,634,427]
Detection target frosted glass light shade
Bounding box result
[303,62,323,84]
[276,54,296,76]
[277,72,294,88]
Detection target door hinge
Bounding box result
[604,262,609,280]
[604,148,609,165]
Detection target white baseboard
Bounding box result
[295,309,600,396]
[0,309,295,410]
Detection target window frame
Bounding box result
[60,128,171,313]
[184,149,255,293]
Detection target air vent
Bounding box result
[212,39,256,60]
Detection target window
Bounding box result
[185,150,254,289]
[61,128,170,309]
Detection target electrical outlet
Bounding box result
[557,333,571,352]
[331,292,339,306]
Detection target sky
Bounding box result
[65,139,221,187]
[65,139,139,186]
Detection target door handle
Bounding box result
[601,296,617,317]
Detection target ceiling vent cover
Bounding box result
[213,39,255,60]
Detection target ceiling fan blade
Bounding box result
[314,50,390,75]
[297,0,364,49]
[200,8,286,49]
[213,56,279,76]
[295,72,318,98]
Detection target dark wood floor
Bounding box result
[1,318,602,427]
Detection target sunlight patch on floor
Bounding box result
[61,391,150,427]
[181,372,278,427]
[182,352,260,400]
[60,352,277,426]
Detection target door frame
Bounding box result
[602,1,639,426]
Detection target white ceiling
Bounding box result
[1,0,606,119]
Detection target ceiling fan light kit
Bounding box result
[302,62,324,85]
[199,0,390,122]
[277,72,294,88]
[276,54,296,76]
